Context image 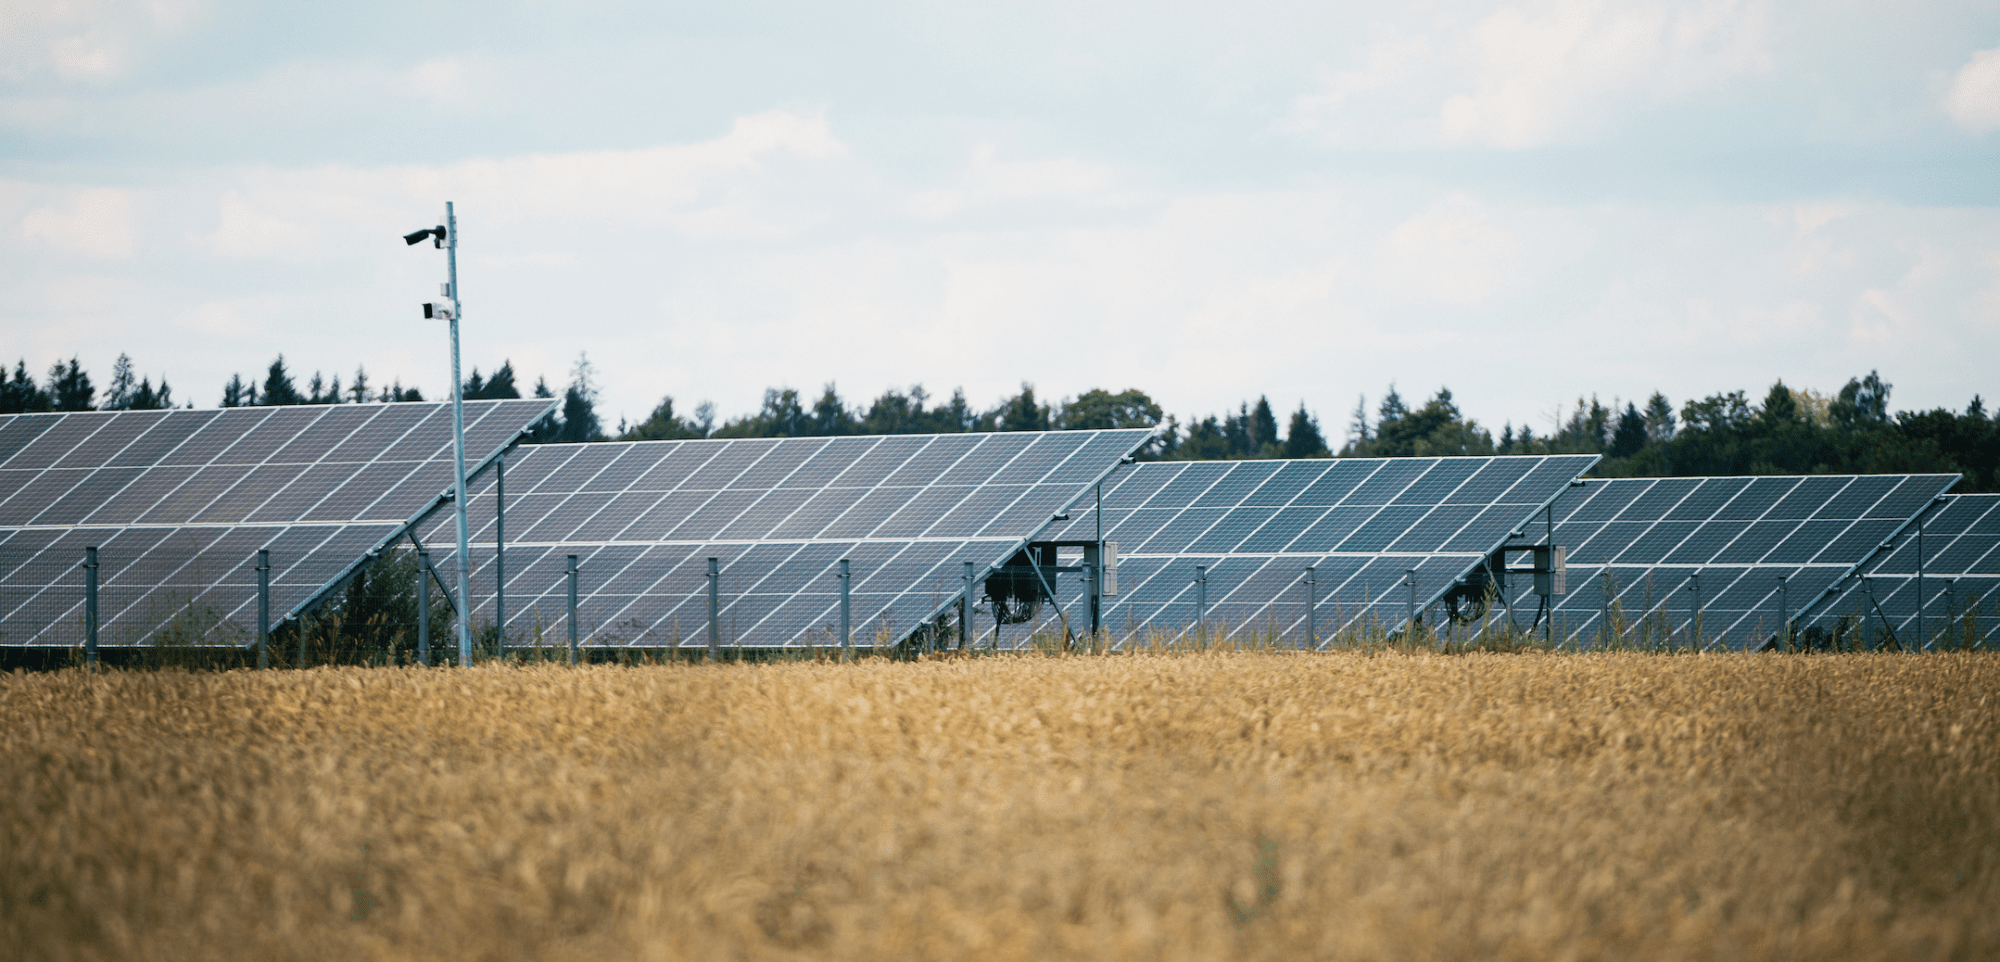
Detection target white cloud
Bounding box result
[19,187,142,258]
[0,0,206,83]
[1943,46,2000,133]
[1287,0,1772,149]
[1,110,1994,433]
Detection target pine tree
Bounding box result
[1642,392,1676,443]
[1250,396,1279,455]
[348,366,371,404]
[1609,403,1647,457]
[1346,394,1371,447]
[1,360,49,413]
[259,356,304,406]
[556,353,604,442]
[221,373,254,407]
[103,354,137,410]
[46,358,94,411]
[1377,384,1408,427]
[1284,403,1328,458]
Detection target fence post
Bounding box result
[83,547,99,671]
[418,546,431,667]
[256,549,270,669]
[1303,565,1316,651]
[1862,576,1874,651]
[1195,564,1207,639]
[706,557,720,662]
[839,559,851,661]
[566,554,579,666]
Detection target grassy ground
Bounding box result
[3,651,1996,961]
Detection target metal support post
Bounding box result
[496,452,506,660]
[1195,565,1207,638]
[1689,571,1702,650]
[566,554,579,665]
[1600,568,1612,650]
[961,562,974,651]
[838,559,851,661]
[706,557,720,661]
[1777,573,1789,651]
[256,549,270,669]
[83,547,99,670]
[1862,576,1874,651]
[418,546,432,667]
[1303,566,1316,650]
[1406,568,1417,639]
[1916,516,1925,651]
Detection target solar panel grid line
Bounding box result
[0,416,125,523]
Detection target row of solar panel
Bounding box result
[4,399,1990,653]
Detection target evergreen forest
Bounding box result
[4,352,1993,492]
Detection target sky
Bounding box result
[3,0,1997,441]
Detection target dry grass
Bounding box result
[3,652,1997,961]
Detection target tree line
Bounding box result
[4,353,1991,492]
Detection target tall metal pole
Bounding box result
[1304,565,1316,651]
[83,546,99,670]
[839,559,851,661]
[961,561,974,651]
[444,201,472,667]
[566,554,579,665]
[706,557,719,661]
[417,546,431,667]
[256,549,270,669]
[496,452,506,660]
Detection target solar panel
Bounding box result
[1795,492,1998,650]
[0,399,557,646]
[1018,455,1600,648]
[410,429,1152,648]
[1493,473,1959,651]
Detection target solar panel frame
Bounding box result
[1794,493,1999,650]
[412,429,1155,648]
[1488,473,1960,651]
[0,399,559,647]
[1019,454,1600,649]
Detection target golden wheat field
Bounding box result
[3,652,1997,962]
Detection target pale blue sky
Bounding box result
[3,0,1996,437]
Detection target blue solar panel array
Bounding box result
[1796,493,1998,650]
[412,429,1152,647]
[1490,474,1959,650]
[1019,455,1599,647]
[0,399,555,646]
